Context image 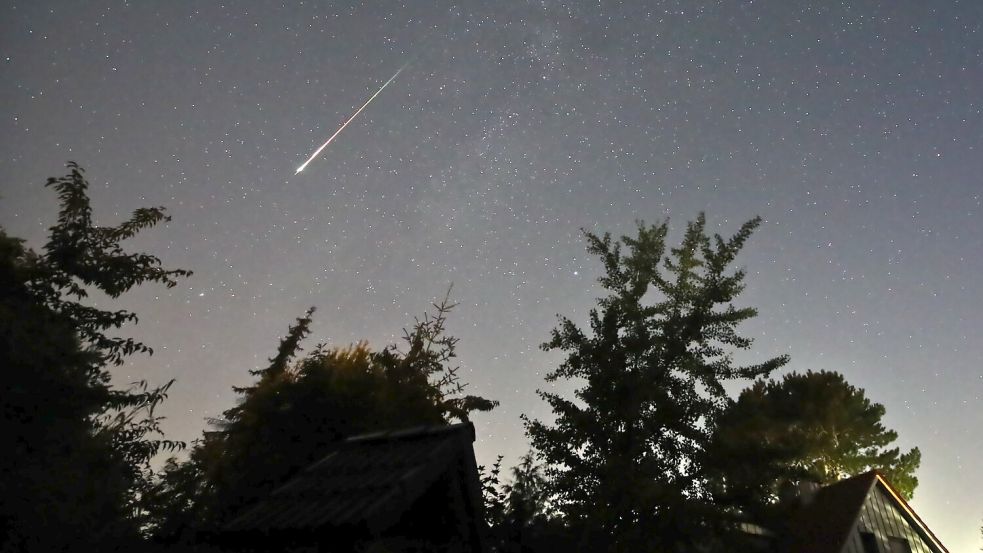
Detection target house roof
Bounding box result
[224,421,479,535]
[781,471,948,553]
[782,471,878,553]
[872,472,949,553]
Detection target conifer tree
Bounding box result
[525,214,788,552]
[705,370,922,511]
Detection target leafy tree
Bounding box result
[148,292,498,537]
[481,455,509,533]
[505,453,551,534]
[524,214,788,552]
[705,370,921,512]
[1,163,189,551]
[482,452,568,553]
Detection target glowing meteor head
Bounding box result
[295,166,304,174]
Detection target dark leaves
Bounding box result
[148,291,498,535]
[2,163,190,548]
[707,370,922,506]
[34,162,191,365]
[526,214,787,551]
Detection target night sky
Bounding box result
[2,1,981,548]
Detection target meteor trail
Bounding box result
[295,63,408,174]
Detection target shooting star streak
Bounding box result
[295,63,408,174]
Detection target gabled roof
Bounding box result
[782,472,878,553]
[224,421,480,535]
[781,471,948,553]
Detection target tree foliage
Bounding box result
[3,166,932,551]
[525,214,788,552]
[482,453,568,553]
[147,292,498,536]
[706,370,921,510]
[1,163,189,551]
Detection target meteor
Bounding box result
[295,63,408,174]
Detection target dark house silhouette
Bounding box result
[221,423,947,553]
[764,471,948,553]
[223,422,486,553]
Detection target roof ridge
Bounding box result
[780,470,878,553]
[223,421,479,534]
[871,472,949,553]
[814,470,879,553]
[346,421,475,443]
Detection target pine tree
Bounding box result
[705,370,922,512]
[525,214,788,552]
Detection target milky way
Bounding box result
[1,2,981,548]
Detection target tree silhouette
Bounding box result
[1,163,189,552]
[147,292,498,537]
[525,214,788,552]
[482,452,569,553]
[705,370,921,516]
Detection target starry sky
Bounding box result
[1,1,981,549]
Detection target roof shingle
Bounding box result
[224,422,478,535]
